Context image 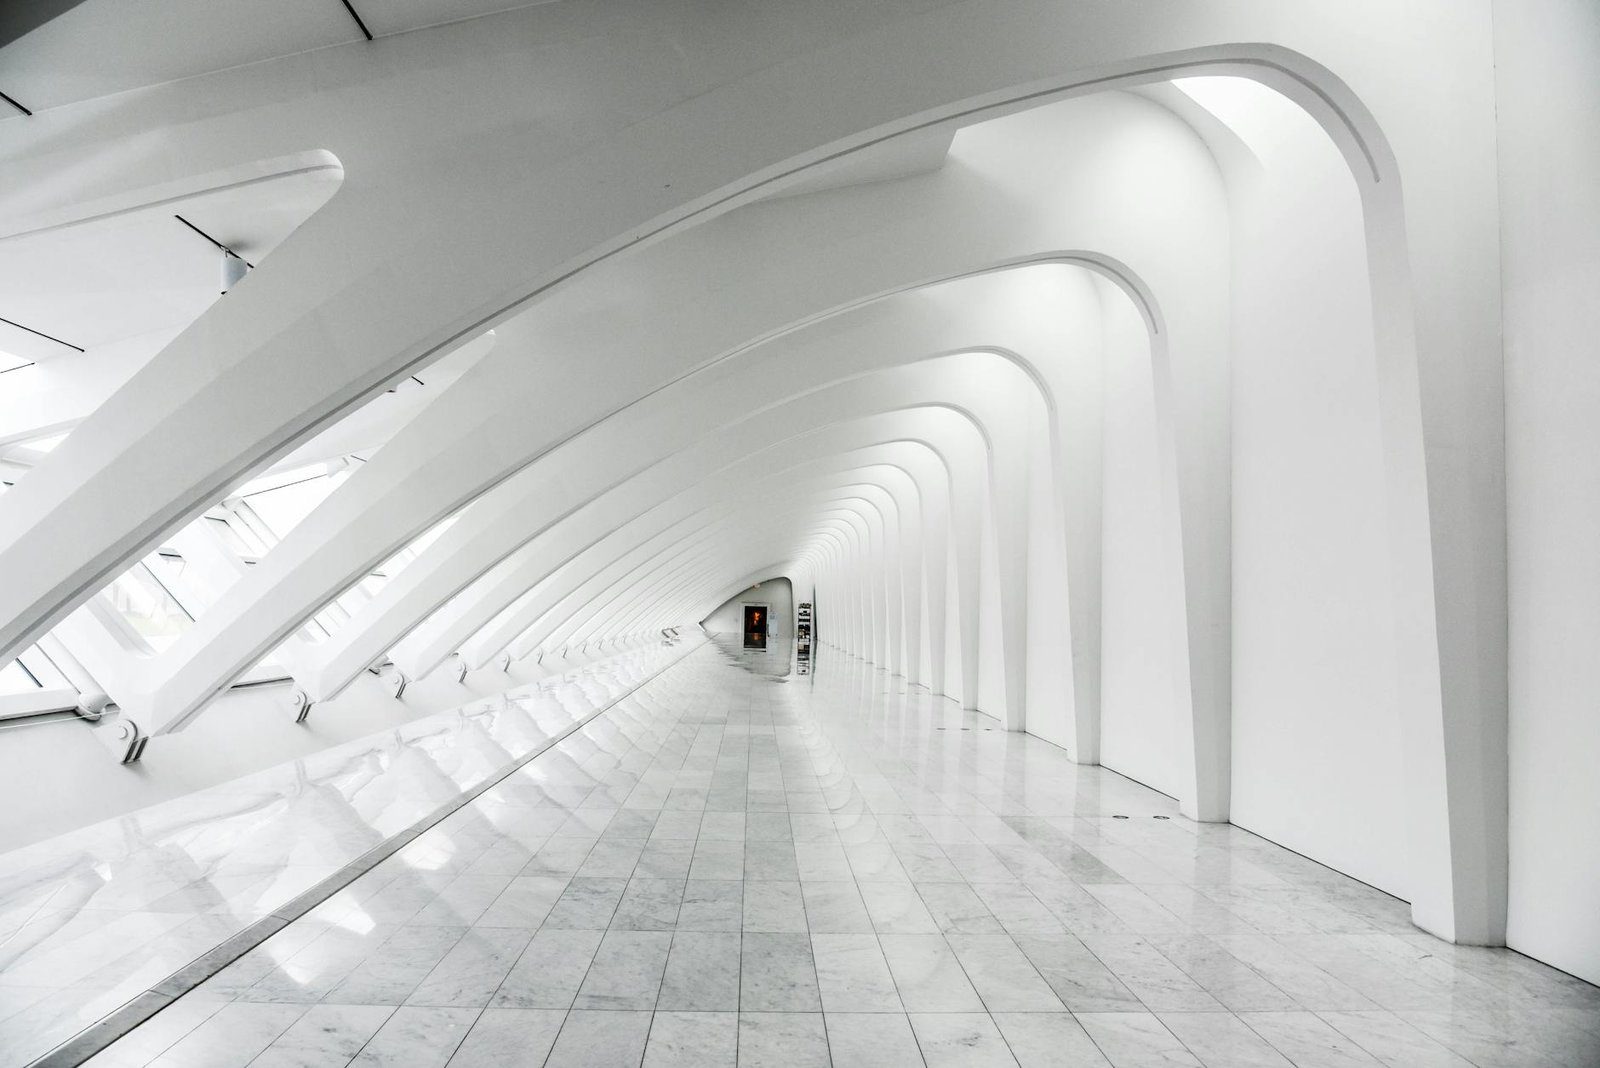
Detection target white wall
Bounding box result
[1099,328,1184,799]
[943,546,966,705]
[703,577,793,641]
[1170,79,1409,899]
[1497,0,1600,986]
[1091,81,1412,902]
[0,2,1554,963]
[975,510,1009,724]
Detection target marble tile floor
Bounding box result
[17,637,1600,1067]
[0,641,698,1067]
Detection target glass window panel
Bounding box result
[365,512,462,597]
[206,515,247,554]
[150,550,186,584]
[19,644,71,690]
[232,462,328,498]
[242,469,349,541]
[100,563,193,652]
[294,609,341,645]
[335,585,372,617]
[22,432,68,453]
[0,659,41,695]
[238,646,292,684]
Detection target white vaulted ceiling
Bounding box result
[0,162,342,355]
[6,0,1590,990]
[0,0,567,111]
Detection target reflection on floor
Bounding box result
[49,641,1600,1066]
[0,641,694,1066]
[706,634,793,678]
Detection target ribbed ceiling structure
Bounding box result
[3,0,1597,991]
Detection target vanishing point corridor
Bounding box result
[56,640,1600,1067]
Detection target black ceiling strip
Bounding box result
[174,214,254,269]
[0,90,31,116]
[0,315,84,352]
[340,0,373,41]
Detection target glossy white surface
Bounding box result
[17,637,1600,1066]
[0,639,696,1065]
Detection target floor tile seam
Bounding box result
[23,643,708,1068]
[1141,929,1309,1015]
[1238,928,1385,1010]
[215,1000,314,1068]
[112,988,232,1066]
[1226,1007,1367,1068]
[1304,1007,1484,1068]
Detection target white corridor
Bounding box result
[11,638,1593,1068]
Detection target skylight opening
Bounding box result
[23,432,68,454]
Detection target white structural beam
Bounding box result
[0,1,1511,949]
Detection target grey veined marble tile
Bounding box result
[611,877,685,930]
[944,932,1065,1011]
[738,1012,831,1068]
[145,1002,308,1068]
[675,879,743,931]
[572,929,672,1009]
[825,1012,925,1068]
[658,931,741,1010]
[742,879,808,932]
[31,645,1596,1068]
[250,1004,396,1068]
[445,1008,565,1067]
[1077,1012,1204,1068]
[407,925,531,1006]
[811,932,903,1012]
[740,932,821,1011]
[801,880,875,933]
[541,877,627,929]
[992,1012,1113,1068]
[491,928,603,1008]
[908,1012,1018,1068]
[349,1006,478,1068]
[644,1010,738,1068]
[878,934,985,1012]
[545,1009,653,1067]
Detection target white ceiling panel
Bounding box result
[0,0,359,112]
[0,0,564,114]
[0,165,340,353]
[358,0,561,39]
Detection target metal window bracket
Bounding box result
[96,715,148,764]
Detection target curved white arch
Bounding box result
[0,5,1517,953]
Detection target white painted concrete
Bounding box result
[1497,0,1600,986]
[1,0,1589,987]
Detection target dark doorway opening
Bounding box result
[743,605,768,649]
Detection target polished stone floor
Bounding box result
[0,642,688,1066]
[26,638,1600,1066]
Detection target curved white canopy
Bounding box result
[0,0,1527,959]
